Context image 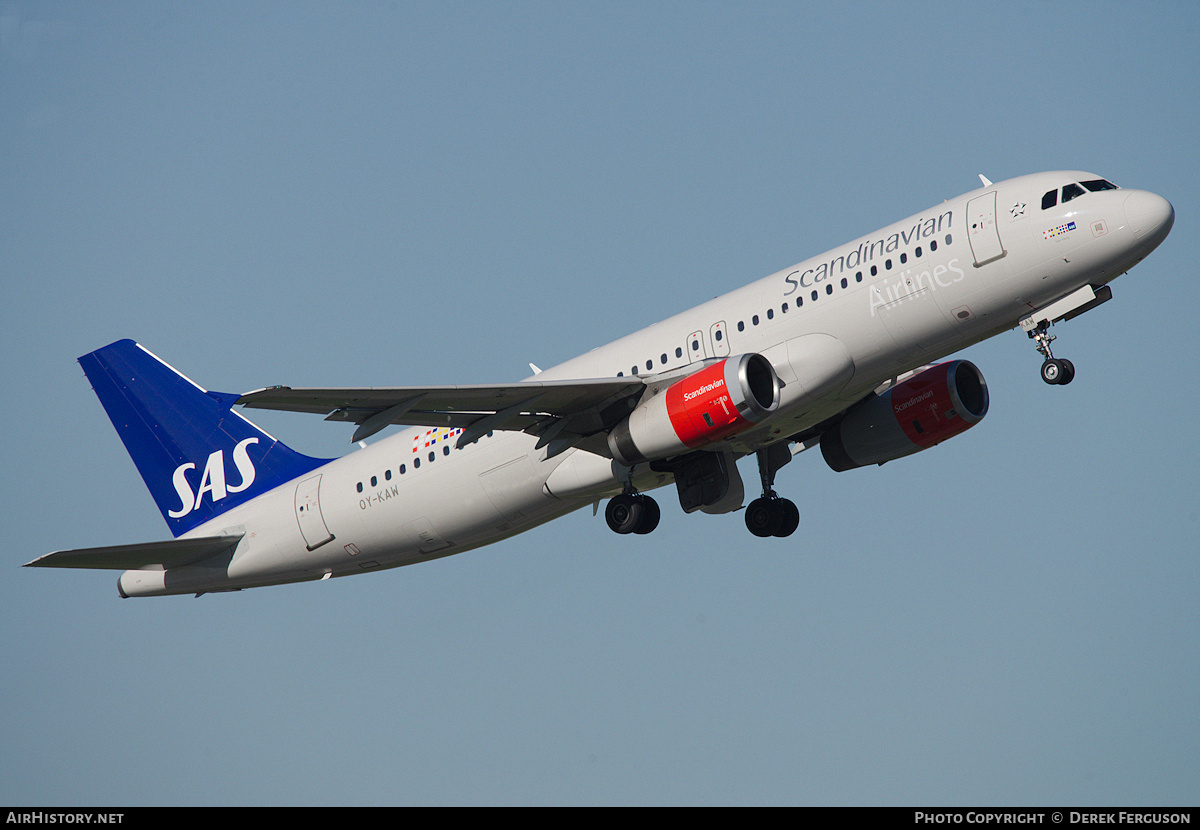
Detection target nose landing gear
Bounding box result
[1029,322,1075,385]
[1039,356,1075,385]
[1021,284,1113,386]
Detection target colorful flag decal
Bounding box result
[1043,221,1076,239]
[414,427,464,453]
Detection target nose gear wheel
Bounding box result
[1029,323,1075,385]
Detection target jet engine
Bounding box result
[820,360,989,472]
[608,353,781,466]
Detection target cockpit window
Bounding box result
[1041,189,1058,210]
[1061,183,1085,203]
[1082,178,1118,192]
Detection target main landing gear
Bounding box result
[605,492,661,535]
[744,495,799,538]
[602,443,801,538]
[744,444,799,538]
[1028,322,1075,386]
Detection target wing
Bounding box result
[25,534,244,570]
[237,377,648,452]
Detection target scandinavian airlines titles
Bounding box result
[869,259,965,317]
[783,209,954,296]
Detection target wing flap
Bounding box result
[26,534,244,571]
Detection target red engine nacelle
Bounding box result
[608,353,781,466]
[820,360,989,472]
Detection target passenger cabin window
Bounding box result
[1042,189,1058,210]
[1061,183,1085,203]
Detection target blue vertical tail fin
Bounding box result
[80,339,330,537]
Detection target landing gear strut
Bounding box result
[1028,322,1075,385]
[745,444,800,538]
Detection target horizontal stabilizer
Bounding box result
[25,534,243,571]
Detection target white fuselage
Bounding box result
[117,171,1172,597]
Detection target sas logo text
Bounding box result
[168,437,259,519]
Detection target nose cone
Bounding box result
[1124,190,1175,248]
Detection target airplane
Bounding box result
[26,171,1174,597]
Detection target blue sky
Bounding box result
[3,1,1197,806]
